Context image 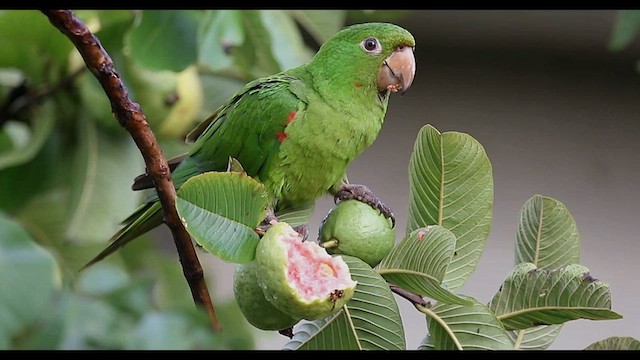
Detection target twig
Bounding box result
[41,9,222,332]
[0,67,86,127]
[390,284,428,307]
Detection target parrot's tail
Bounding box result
[80,201,163,271]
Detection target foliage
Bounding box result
[0,9,636,350]
[0,9,355,350]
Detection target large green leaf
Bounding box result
[490,263,622,331]
[0,213,61,349]
[406,124,493,291]
[237,10,283,79]
[284,255,405,350]
[287,10,346,45]
[516,194,580,269]
[175,171,269,263]
[511,194,580,349]
[609,10,640,51]
[259,10,313,71]
[65,114,144,244]
[585,336,640,350]
[425,297,514,350]
[376,226,471,305]
[126,10,199,72]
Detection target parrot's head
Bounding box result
[311,22,416,96]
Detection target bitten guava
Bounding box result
[255,221,357,321]
[318,199,395,267]
[233,261,301,331]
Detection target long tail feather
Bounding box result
[80,201,163,271]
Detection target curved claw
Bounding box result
[255,207,278,236]
[333,184,396,228]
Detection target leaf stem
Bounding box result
[416,303,463,350]
[320,239,339,249]
[389,284,428,307]
[41,9,221,332]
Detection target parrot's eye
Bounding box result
[360,37,381,54]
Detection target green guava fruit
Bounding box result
[318,199,396,267]
[255,221,357,321]
[233,261,301,331]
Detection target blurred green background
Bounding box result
[0,10,638,350]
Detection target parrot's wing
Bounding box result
[132,74,308,195]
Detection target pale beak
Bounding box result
[377,46,416,95]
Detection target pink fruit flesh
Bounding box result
[284,235,354,301]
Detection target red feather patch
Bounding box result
[276,131,288,143]
[286,111,296,124]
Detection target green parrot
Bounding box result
[83,22,416,268]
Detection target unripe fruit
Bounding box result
[233,261,300,331]
[319,200,395,267]
[255,222,357,321]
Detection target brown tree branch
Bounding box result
[390,284,429,307]
[41,9,222,332]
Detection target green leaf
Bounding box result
[284,255,405,350]
[0,213,61,348]
[198,10,284,80]
[609,10,640,51]
[259,10,314,71]
[376,226,471,305]
[275,201,315,227]
[511,194,580,349]
[237,10,283,78]
[65,114,145,244]
[287,10,346,45]
[126,10,199,72]
[406,124,493,291]
[490,263,623,331]
[516,194,580,269]
[175,171,269,263]
[508,324,562,350]
[425,296,514,350]
[585,336,640,350]
[198,10,245,73]
[0,101,55,170]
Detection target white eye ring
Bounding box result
[360,37,382,55]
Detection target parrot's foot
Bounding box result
[334,183,395,228]
[255,210,309,240]
[292,224,309,241]
[256,208,278,236]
